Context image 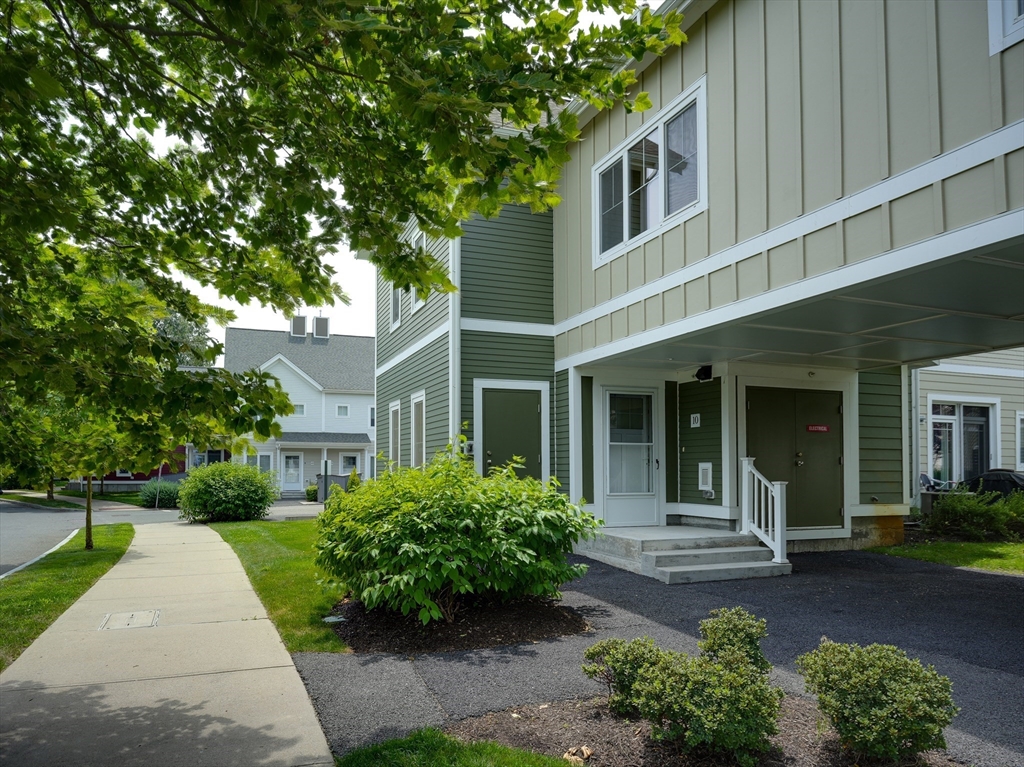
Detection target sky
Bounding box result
[186,3,656,348]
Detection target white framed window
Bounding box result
[592,76,708,268]
[336,404,350,418]
[411,232,428,313]
[292,403,306,417]
[369,406,376,428]
[989,0,1024,55]
[1016,411,1024,471]
[411,390,426,468]
[340,453,359,475]
[246,453,272,473]
[116,469,132,477]
[926,397,1000,483]
[389,400,401,463]
[390,283,402,330]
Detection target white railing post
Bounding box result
[772,481,788,564]
[739,457,753,534]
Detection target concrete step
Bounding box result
[577,531,756,560]
[654,559,793,585]
[642,545,774,570]
[641,534,758,552]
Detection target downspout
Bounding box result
[448,237,462,446]
[912,366,921,508]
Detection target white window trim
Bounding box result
[246,452,273,473]
[591,75,708,269]
[115,469,132,478]
[339,452,360,475]
[389,400,401,463]
[336,404,350,418]
[292,403,306,417]
[410,389,427,467]
[410,233,428,314]
[989,0,1024,55]
[472,379,550,480]
[925,394,1002,482]
[390,283,402,331]
[1016,410,1024,471]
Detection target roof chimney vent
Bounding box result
[313,316,330,339]
[290,316,307,337]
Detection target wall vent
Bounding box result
[291,316,307,337]
[313,316,329,338]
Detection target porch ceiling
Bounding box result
[605,236,1024,372]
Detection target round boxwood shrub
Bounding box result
[178,462,279,522]
[797,638,959,760]
[315,444,600,624]
[139,479,179,509]
[583,637,671,715]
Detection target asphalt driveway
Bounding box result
[294,550,1024,767]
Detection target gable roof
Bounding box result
[224,327,375,392]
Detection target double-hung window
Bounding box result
[411,233,428,313]
[593,77,707,266]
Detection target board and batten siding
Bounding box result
[460,331,555,468]
[461,206,553,324]
[376,229,450,365]
[553,0,1023,358]
[858,368,904,505]
[375,333,450,472]
[677,377,723,505]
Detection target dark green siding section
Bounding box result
[555,369,569,490]
[859,367,904,504]
[665,381,679,503]
[581,376,594,503]
[375,333,449,474]
[461,206,553,324]
[677,378,723,505]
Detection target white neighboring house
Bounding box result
[914,348,1024,498]
[224,320,376,496]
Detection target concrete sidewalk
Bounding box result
[0,522,334,767]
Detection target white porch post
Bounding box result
[772,481,788,564]
[739,457,753,534]
[321,447,327,475]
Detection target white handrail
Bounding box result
[740,457,788,564]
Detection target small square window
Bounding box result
[337,404,349,418]
[293,403,306,416]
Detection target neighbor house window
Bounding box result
[593,77,706,266]
[246,453,272,473]
[389,401,401,464]
[336,404,349,418]
[116,469,132,477]
[292,403,305,416]
[411,232,428,313]
[928,401,996,483]
[411,390,426,468]
[370,406,376,428]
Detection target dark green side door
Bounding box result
[746,387,844,528]
[482,389,542,479]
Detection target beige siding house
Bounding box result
[552,0,1023,575]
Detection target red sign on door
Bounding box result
[806,424,830,432]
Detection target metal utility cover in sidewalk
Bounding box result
[98,610,159,630]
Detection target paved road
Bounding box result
[295,551,1024,767]
[0,500,176,575]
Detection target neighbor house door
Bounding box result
[481,388,543,480]
[746,387,843,528]
[604,389,658,527]
[282,453,303,492]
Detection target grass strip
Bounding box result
[0,523,134,672]
[58,489,146,506]
[871,540,1024,574]
[211,519,345,653]
[336,729,565,767]
[1,492,83,509]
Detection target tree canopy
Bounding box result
[0,0,683,464]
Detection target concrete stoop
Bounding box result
[575,527,792,584]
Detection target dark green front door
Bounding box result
[746,387,844,528]
[482,389,542,479]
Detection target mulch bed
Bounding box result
[445,695,962,767]
[328,596,590,654]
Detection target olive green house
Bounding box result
[376,0,1024,582]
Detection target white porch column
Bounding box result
[321,447,328,476]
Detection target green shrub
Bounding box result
[305,484,318,501]
[139,480,179,509]
[698,606,770,673]
[315,444,599,624]
[797,638,959,761]
[635,648,782,767]
[926,485,1020,541]
[346,468,360,491]
[178,462,279,523]
[582,637,671,715]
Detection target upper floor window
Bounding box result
[293,403,306,417]
[336,404,349,418]
[593,76,707,267]
[989,0,1024,54]
[390,283,401,330]
[411,232,428,313]
[370,406,376,428]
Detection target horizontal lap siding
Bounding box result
[555,369,570,490]
[677,378,723,506]
[859,368,903,504]
[461,206,554,324]
[375,334,449,472]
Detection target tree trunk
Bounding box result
[85,476,94,550]
[47,478,54,501]
[100,475,105,494]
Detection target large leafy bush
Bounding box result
[797,638,958,760]
[926,486,1024,541]
[315,446,599,624]
[582,609,781,767]
[178,462,279,522]
[139,479,179,509]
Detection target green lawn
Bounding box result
[336,729,564,767]
[0,524,134,672]
[211,519,345,653]
[1,491,83,509]
[871,540,1024,575]
[59,489,146,506]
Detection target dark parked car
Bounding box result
[963,470,1024,498]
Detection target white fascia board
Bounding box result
[555,209,1024,371]
[460,318,556,337]
[260,354,324,391]
[927,363,1024,379]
